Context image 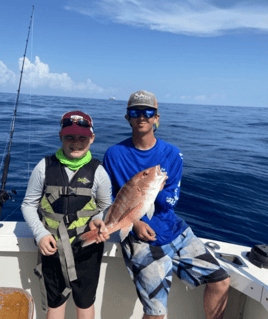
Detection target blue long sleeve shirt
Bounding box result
[103,137,188,246]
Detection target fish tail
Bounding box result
[79,228,99,247]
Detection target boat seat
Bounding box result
[0,287,34,319]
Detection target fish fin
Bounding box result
[134,186,144,197]
[119,224,133,242]
[146,204,155,220]
[79,228,98,247]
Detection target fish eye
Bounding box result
[143,172,148,176]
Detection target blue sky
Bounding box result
[1,0,268,107]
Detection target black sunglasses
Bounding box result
[61,118,92,129]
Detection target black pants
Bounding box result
[42,242,104,308]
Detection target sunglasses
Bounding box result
[61,118,92,129]
[127,108,157,119]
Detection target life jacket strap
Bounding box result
[46,186,92,205]
[34,252,49,313]
[57,238,73,295]
[45,225,58,237]
[39,207,100,228]
[63,209,100,228]
[58,220,77,282]
[39,208,64,222]
[76,208,100,218]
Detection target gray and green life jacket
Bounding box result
[35,154,101,312]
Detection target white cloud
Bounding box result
[65,0,268,36]
[180,95,191,100]
[180,93,226,102]
[0,61,16,85]
[210,93,226,100]
[194,95,207,101]
[0,57,116,95]
[18,56,109,94]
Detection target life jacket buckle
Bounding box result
[60,186,77,196]
[64,213,78,225]
[68,187,77,196]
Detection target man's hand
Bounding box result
[38,234,57,256]
[133,220,156,241]
[89,219,110,244]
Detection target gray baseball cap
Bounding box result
[127,90,158,109]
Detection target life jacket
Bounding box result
[35,154,101,313]
[38,154,100,244]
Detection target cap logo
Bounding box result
[134,92,151,102]
[70,115,83,120]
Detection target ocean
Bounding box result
[0,92,267,248]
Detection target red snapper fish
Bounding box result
[80,165,168,247]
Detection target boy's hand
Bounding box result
[39,234,57,256]
[89,219,110,244]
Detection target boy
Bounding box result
[22,111,111,319]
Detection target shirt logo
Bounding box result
[77,177,90,185]
[166,182,180,206]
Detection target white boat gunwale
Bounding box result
[0,221,267,319]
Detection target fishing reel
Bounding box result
[0,189,17,204]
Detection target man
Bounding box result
[103,90,230,319]
[21,111,111,319]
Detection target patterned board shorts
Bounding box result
[121,227,229,316]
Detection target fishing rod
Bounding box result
[0,6,34,219]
